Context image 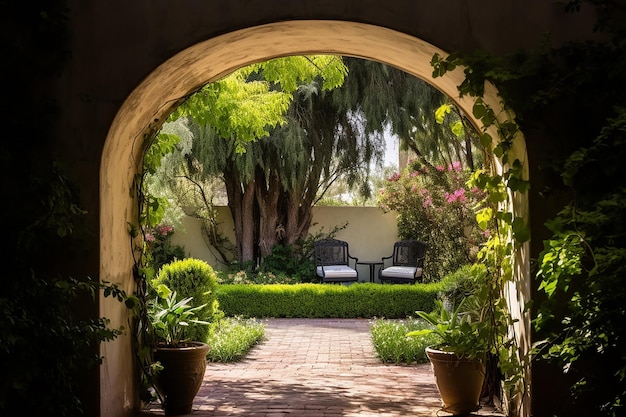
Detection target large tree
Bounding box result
[149,56,483,265]
[186,70,381,261]
[334,58,483,171]
[150,56,362,263]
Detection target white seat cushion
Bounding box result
[380,266,422,279]
[316,265,358,279]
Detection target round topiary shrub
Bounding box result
[152,258,220,343]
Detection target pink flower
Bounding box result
[444,188,467,203]
[452,161,461,172]
[436,165,445,172]
[145,233,155,242]
[387,173,401,182]
[159,225,174,235]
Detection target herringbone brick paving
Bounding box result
[141,318,504,416]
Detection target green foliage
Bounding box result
[378,160,489,280]
[152,258,220,342]
[438,264,485,311]
[409,299,492,361]
[216,283,441,319]
[149,285,210,347]
[145,224,187,273]
[172,55,347,154]
[371,319,439,364]
[430,45,531,411]
[206,316,265,362]
[432,4,626,414]
[534,108,626,415]
[0,277,126,417]
[260,244,316,282]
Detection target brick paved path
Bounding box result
[141,318,504,416]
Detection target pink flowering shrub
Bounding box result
[378,160,488,281]
[144,224,187,273]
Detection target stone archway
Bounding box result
[100,20,530,417]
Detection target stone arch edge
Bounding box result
[100,20,530,417]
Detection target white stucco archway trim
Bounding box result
[100,20,530,417]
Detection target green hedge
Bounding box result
[216,282,443,319]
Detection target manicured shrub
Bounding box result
[152,258,220,342]
[216,282,443,319]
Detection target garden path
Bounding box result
[140,318,505,416]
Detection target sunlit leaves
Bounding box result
[476,207,492,230]
[171,55,347,153]
[537,232,584,297]
[254,55,347,92]
[435,103,452,123]
[144,133,181,175]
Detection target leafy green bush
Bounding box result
[1,277,126,417]
[371,318,439,364]
[145,224,187,273]
[260,244,316,282]
[438,263,486,311]
[378,161,488,281]
[152,258,220,342]
[206,317,265,362]
[216,282,442,318]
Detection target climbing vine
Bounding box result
[430,52,531,416]
[431,1,626,415]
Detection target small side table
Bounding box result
[357,261,383,283]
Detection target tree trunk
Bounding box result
[256,168,281,257]
[224,167,257,263]
[240,180,256,262]
[284,195,301,246]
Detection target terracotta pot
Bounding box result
[425,346,485,416]
[154,341,210,416]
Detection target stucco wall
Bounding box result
[171,206,400,282]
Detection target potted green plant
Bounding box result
[408,295,492,415]
[149,284,210,416]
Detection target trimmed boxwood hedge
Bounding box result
[215,282,444,319]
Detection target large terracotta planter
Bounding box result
[154,341,210,416]
[426,346,485,415]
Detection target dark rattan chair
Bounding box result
[314,239,359,283]
[379,240,427,284]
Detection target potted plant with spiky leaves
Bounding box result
[408,264,496,415]
[150,284,210,416]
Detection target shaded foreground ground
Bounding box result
[140,318,505,417]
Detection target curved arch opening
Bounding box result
[100,20,530,417]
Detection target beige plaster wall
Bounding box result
[171,207,399,281]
